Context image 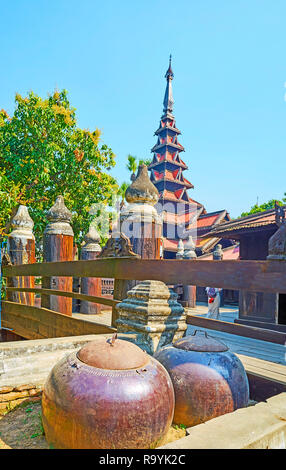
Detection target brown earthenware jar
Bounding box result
[42,334,175,449]
[154,330,249,427]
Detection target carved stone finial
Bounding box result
[99,232,139,258]
[176,239,184,259]
[44,195,74,236]
[183,235,197,259]
[125,165,159,206]
[267,218,286,260]
[82,225,101,253]
[10,205,34,238]
[213,244,223,261]
[116,280,187,354]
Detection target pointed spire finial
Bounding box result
[163,55,174,116]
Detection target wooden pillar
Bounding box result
[182,235,196,308]
[80,225,102,314]
[116,280,187,354]
[108,164,162,327]
[120,164,162,260]
[7,205,35,306]
[41,196,74,316]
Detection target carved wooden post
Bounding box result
[41,196,74,316]
[80,225,102,314]
[120,164,162,259]
[7,205,35,305]
[182,235,197,308]
[116,280,187,355]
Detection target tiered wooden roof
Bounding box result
[147,57,231,257]
[203,206,286,240]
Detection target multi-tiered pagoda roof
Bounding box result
[148,57,232,258]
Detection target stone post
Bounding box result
[111,164,162,327]
[213,243,223,261]
[99,232,139,327]
[120,164,162,259]
[182,235,197,308]
[176,239,184,259]
[213,244,224,305]
[7,205,35,306]
[116,280,187,354]
[41,196,74,316]
[80,225,102,314]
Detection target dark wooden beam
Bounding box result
[186,315,286,345]
[6,287,119,308]
[2,301,115,340]
[2,258,286,294]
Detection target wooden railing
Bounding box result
[1,257,286,341]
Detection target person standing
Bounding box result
[205,287,222,319]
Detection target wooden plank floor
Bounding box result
[186,304,286,366]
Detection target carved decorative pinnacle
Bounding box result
[213,244,223,261]
[99,232,139,259]
[82,224,101,253]
[176,239,184,259]
[47,195,72,223]
[183,235,197,259]
[125,164,159,206]
[9,205,35,240]
[267,218,286,260]
[11,205,34,232]
[44,195,74,236]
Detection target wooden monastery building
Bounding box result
[147,57,233,259]
[204,204,286,331]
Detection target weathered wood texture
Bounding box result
[42,234,73,316]
[1,301,115,340]
[7,238,35,306]
[186,314,286,345]
[237,354,286,401]
[3,259,286,294]
[6,287,119,308]
[80,250,102,314]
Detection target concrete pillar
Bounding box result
[41,196,74,316]
[116,280,187,355]
[80,225,102,314]
[7,205,35,305]
[182,235,197,308]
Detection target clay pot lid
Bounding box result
[77,334,149,370]
[173,330,229,352]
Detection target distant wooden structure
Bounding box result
[147,57,233,259]
[204,205,286,332]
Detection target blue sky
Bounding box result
[0,0,285,218]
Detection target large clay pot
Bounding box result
[42,334,175,449]
[154,330,249,427]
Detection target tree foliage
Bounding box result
[241,195,285,218]
[0,90,118,245]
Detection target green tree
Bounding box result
[126,155,151,181]
[126,154,137,181]
[241,198,284,217]
[0,91,118,245]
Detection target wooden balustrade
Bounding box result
[1,257,286,341]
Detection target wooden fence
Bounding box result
[1,257,286,341]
